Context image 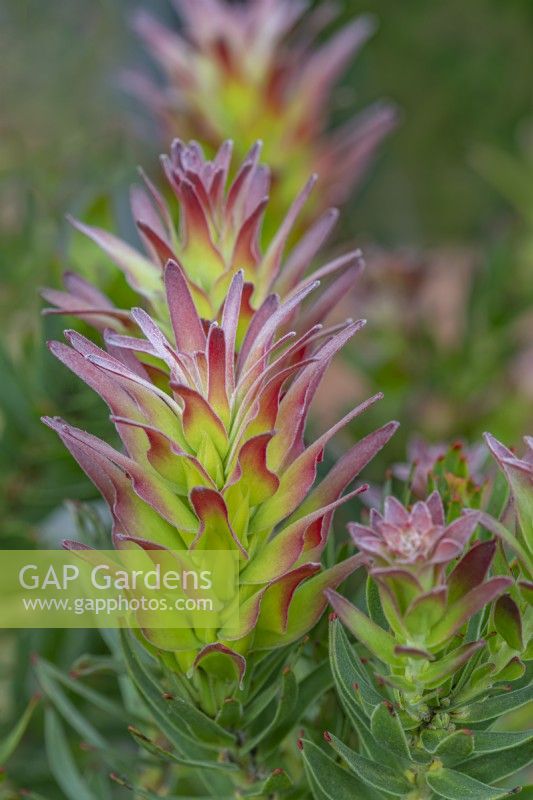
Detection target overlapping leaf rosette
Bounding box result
[44,139,365,344]
[126,0,396,226]
[327,494,517,702]
[42,143,398,713]
[300,447,532,798]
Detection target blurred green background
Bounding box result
[1,0,532,540]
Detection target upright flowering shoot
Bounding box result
[39,127,400,794]
[128,0,397,225]
[44,256,397,705]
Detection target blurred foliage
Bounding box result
[335,0,533,242]
[0,0,144,542]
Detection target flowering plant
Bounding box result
[2,3,530,799]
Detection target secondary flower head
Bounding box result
[394,436,487,505]
[329,492,513,673]
[44,140,364,344]
[126,0,396,226]
[44,261,398,697]
[349,493,479,575]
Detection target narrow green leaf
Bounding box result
[329,619,390,763]
[330,619,384,710]
[216,697,242,728]
[128,726,237,772]
[428,578,512,647]
[0,341,35,431]
[239,768,292,797]
[478,512,533,577]
[421,641,486,689]
[370,702,410,759]
[421,729,447,752]
[86,771,113,800]
[472,730,533,753]
[327,590,402,667]
[38,658,132,724]
[452,629,491,697]
[426,765,518,799]
[494,657,525,682]
[244,647,291,704]
[35,660,107,751]
[120,634,236,799]
[328,619,388,763]
[458,739,533,783]
[119,630,215,759]
[243,668,298,753]
[306,769,335,800]
[494,595,524,651]
[110,771,231,800]
[300,738,384,800]
[0,695,39,764]
[44,708,98,800]
[260,768,292,794]
[461,684,533,722]
[327,733,411,796]
[164,695,235,746]
[366,575,388,629]
[297,660,334,715]
[241,678,279,726]
[241,647,295,727]
[69,655,121,677]
[261,660,333,757]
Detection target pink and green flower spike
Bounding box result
[44,257,398,701]
[127,0,397,227]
